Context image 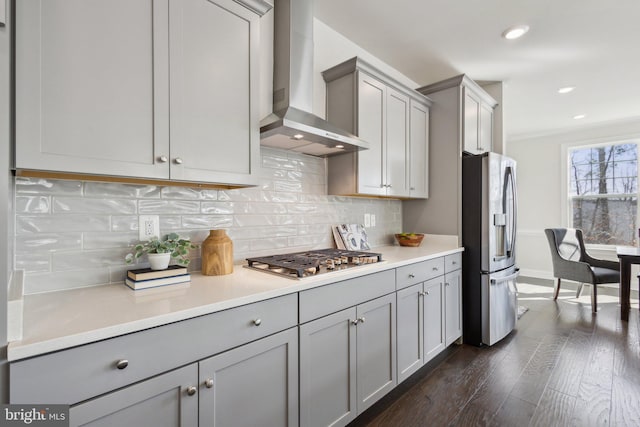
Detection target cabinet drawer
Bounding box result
[299,270,395,323]
[10,293,297,405]
[396,257,445,290]
[445,253,462,273]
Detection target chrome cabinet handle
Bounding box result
[158,155,168,163]
[351,319,359,325]
[115,359,129,370]
[174,157,183,165]
[408,274,415,279]
[252,318,262,326]
[204,379,214,389]
[186,386,197,396]
[419,291,430,296]
[432,267,439,271]
[358,317,366,323]
[445,282,450,287]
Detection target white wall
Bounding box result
[508,118,640,278]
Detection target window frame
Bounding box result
[562,139,639,249]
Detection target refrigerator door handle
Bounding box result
[490,269,520,284]
[505,165,517,258]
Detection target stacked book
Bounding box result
[125,265,191,290]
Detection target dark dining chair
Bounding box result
[544,228,620,313]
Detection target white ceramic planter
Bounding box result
[148,253,171,270]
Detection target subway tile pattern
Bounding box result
[14,148,402,294]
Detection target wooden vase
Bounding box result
[201,229,234,276]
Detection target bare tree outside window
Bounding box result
[569,143,638,245]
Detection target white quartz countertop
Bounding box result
[8,237,463,361]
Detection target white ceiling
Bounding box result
[314,0,640,140]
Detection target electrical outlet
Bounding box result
[139,215,160,241]
[370,214,376,227]
[364,213,371,228]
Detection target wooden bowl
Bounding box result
[395,233,425,247]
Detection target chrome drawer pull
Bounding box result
[115,359,129,370]
[358,317,366,324]
[351,319,359,325]
[408,274,415,279]
[204,379,214,389]
[252,318,262,326]
[432,267,439,271]
[187,386,197,396]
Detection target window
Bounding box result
[568,142,638,246]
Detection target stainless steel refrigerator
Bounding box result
[462,152,519,346]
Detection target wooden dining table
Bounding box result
[616,246,640,321]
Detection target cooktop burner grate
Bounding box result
[246,249,383,278]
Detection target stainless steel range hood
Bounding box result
[260,0,369,157]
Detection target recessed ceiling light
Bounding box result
[502,25,530,40]
[558,86,576,94]
[292,134,304,140]
[573,114,586,120]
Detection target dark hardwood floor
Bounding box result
[349,282,640,427]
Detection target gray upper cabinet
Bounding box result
[15,0,269,187]
[418,74,497,156]
[322,57,431,199]
[408,99,430,198]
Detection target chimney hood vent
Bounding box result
[259,0,369,157]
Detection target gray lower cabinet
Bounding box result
[445,269,463,346]
[15,0,269,186]
[423,278,446,361]
[396,277,444,384]
[69,328,298,427]
[299,293,396,427]
[198,327,299,427]
[396,254,462,384]
[69,364,199,427]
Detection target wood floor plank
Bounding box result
[546,328,592,397]
[489,395,537,427]
[529,388,576,427]
[611,375,640,426]
[509,333,568,404]
[570,383,611,427]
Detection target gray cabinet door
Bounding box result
[463,89,481,155]
[199,327,299,427]
[69,364,198,427]
[168,0,260,186]
[423,277,445,363]
[15,0,170,179]
[479,101,494,153]
[356,293,397,413]
[300,307,357,427]
[445,269,463,345]
[396,283,423,383]
[356,72,386,196]
[385,87,410,197]
[409,99,430,198]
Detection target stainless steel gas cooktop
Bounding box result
[245,248,383,279]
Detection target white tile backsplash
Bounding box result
[14,148,402,294]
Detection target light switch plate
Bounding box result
[364,213,371,228]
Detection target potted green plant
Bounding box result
[125,233,198,270]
